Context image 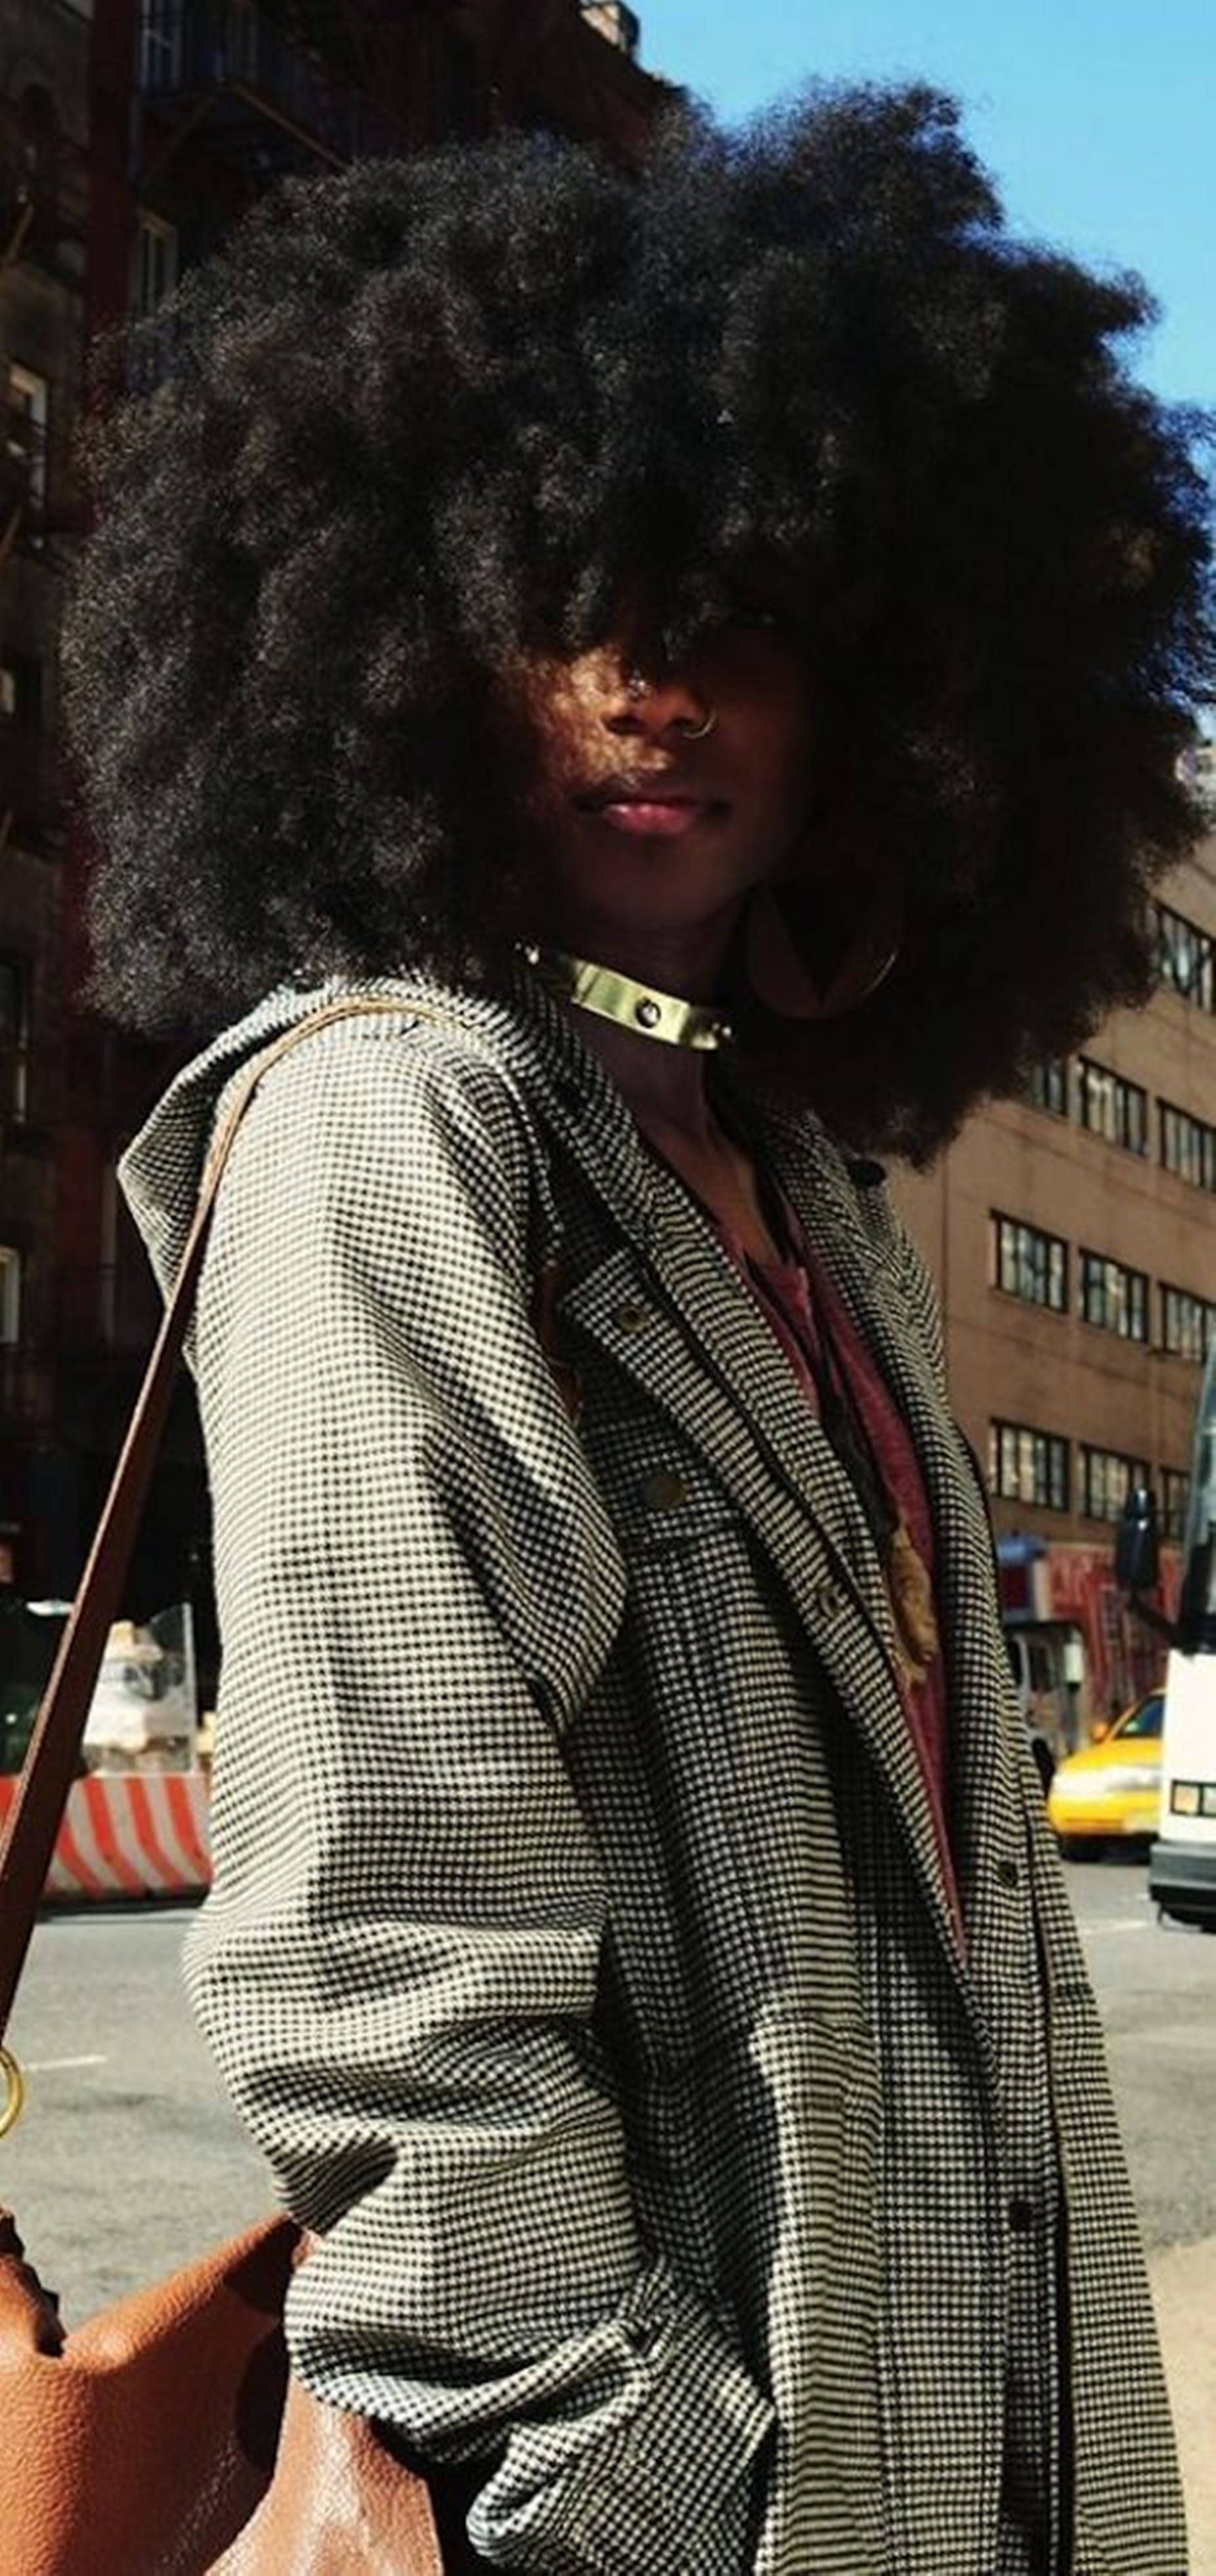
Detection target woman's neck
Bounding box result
[567,1007,717,1143]
[548,906,737,1149]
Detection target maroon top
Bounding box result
[640,1129,963,1942]
[739,1223,963,1936]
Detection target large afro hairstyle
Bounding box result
[62,83,1214,1159]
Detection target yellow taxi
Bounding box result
[1047,1690,1164,1856]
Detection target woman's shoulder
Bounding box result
[121,974,544,1303]
[225,978,532,1148]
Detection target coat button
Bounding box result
[642,1470,689,1514]
[613,1301,647,1335]
[997,1858,1019,1889]
[1008,2197,1035,2236]
[814,1579,845,1620]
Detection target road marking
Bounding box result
[23,2054,108,2073]
[1081,1917,1150,1934]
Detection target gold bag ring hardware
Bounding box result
[0,2045,24,2141]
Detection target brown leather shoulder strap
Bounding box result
[0,997,441,2038]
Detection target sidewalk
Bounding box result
[1152,2237,1216,2573]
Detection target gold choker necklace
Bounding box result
[522,945,734,1051]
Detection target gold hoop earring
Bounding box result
[743,876,903,1022]
[683,710,717,741]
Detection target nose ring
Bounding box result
[625,670,717,739]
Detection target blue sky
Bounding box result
[636,0,1215,406]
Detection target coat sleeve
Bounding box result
[182,1022,773,2576]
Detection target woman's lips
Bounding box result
[590,798,721,840]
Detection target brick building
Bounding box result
[893,826,1216,1722]
[1,0,91,1588]
[0,0,672,1615]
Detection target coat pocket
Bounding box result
[625,2010,884,2378]
[585,1410,745,1560]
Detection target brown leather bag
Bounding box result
[0,1001,484,2576]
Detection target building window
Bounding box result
[138,0,185,93]
[1161,1284,1216,1362]
[1177,736,1216,820]
[1026,1060,1070,1118]
[0,1248,20,1345]
[0,961,28,1123]
[991,1214,1068,1313]
[5,363,49,512]
[1152,899,1215,1013]
[1080,1447,1149,1524]
[0,657,41,724]
[989,1421,1070,1513]
[1162,1468,1191,1543]
[16,85,57,190]
[1160,1100,1216,1192]
[132,211,179,326]
[1079,1251,1149,1342]
[1077,1059,1148,1156]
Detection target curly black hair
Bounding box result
[62,83,1213,1158]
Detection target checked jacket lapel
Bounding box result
[501,1034,982,2008]
[751,1097,1030,1946]
[559,1227,976,1993]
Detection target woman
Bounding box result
[63,89,1211,2575]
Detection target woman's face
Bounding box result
[503,613,819,961]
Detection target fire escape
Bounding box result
[0,84,87,865]
[0,73,90,1508]
[0,399,67,868]
[133,0,414,195]
[129,1,664,208]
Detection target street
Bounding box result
[1068,1855,1216,2248]
[2,1862,1214,2561]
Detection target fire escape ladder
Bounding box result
[0,500,24,576]
[137,90,230,193]
[2,197,34,271]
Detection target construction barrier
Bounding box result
[0,1770,212,1900]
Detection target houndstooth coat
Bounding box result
[120,968,1185,2576]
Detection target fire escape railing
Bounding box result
[135,0,408,171]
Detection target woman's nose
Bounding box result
[605,659,714,742]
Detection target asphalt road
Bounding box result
[1,1900,266,2315]
[1069,1854,1216,2250]
[1,1858,1212,2319]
